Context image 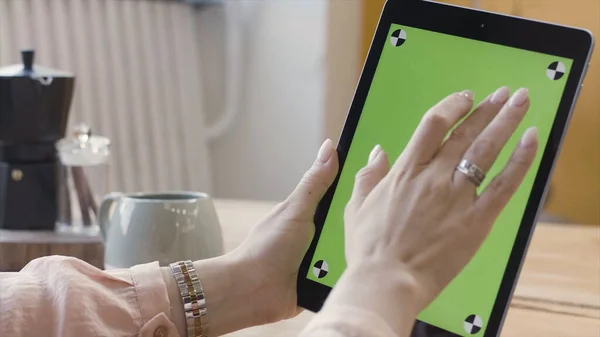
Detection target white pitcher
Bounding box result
[98,192,224,269]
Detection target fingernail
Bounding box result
[509,88,529,107]
[368,144,382,163]
[490,86,510,104]
[460,90,474,101]
[520,127,538,147]
[317,139,333,163]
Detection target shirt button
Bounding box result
[153,326,168,337]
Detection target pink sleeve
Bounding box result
[300,305,398,337]
[0,256,181,337]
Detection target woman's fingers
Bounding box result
[395,91,474,170]
[476,127,538,218]
[348,145,390,207]
[285,139,339,219]
[438,87,510,161]
[453,88,530,186]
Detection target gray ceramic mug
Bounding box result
[98,192,224,269]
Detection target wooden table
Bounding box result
[212,199,600,337]
[0,229,103,272]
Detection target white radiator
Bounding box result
[0,0,213,194]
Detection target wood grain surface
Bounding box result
[0,229,103,272]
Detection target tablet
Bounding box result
[297,1,594,336]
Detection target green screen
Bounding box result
[307,24,571,336]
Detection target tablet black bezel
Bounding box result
[297,0,593,335]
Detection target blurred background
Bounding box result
[1,0,598,224]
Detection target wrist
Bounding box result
[324,259,422,336]
[224,249,294,325]
[191,253,265,336]
[163,253,265,337]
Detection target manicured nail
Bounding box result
[460,90,474,101]
[368,144,382,163]
[490,86,510,104]
[317,139,333,163]
[509,88,529,107]
[520,127,538,147]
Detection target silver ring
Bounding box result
[456,159,486,187]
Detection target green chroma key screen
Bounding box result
[307,24,571,335]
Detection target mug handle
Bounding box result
[98,192,123,239]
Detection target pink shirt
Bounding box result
[0,256,396,337]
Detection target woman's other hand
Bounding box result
[333,87,538,334]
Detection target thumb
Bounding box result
[285,139,339,219]
[348,144,389,207]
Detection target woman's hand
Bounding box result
[179,141,337,336]
[229,139,339,323]
[327,87,538,335]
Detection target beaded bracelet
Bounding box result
[170,260,209,337]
